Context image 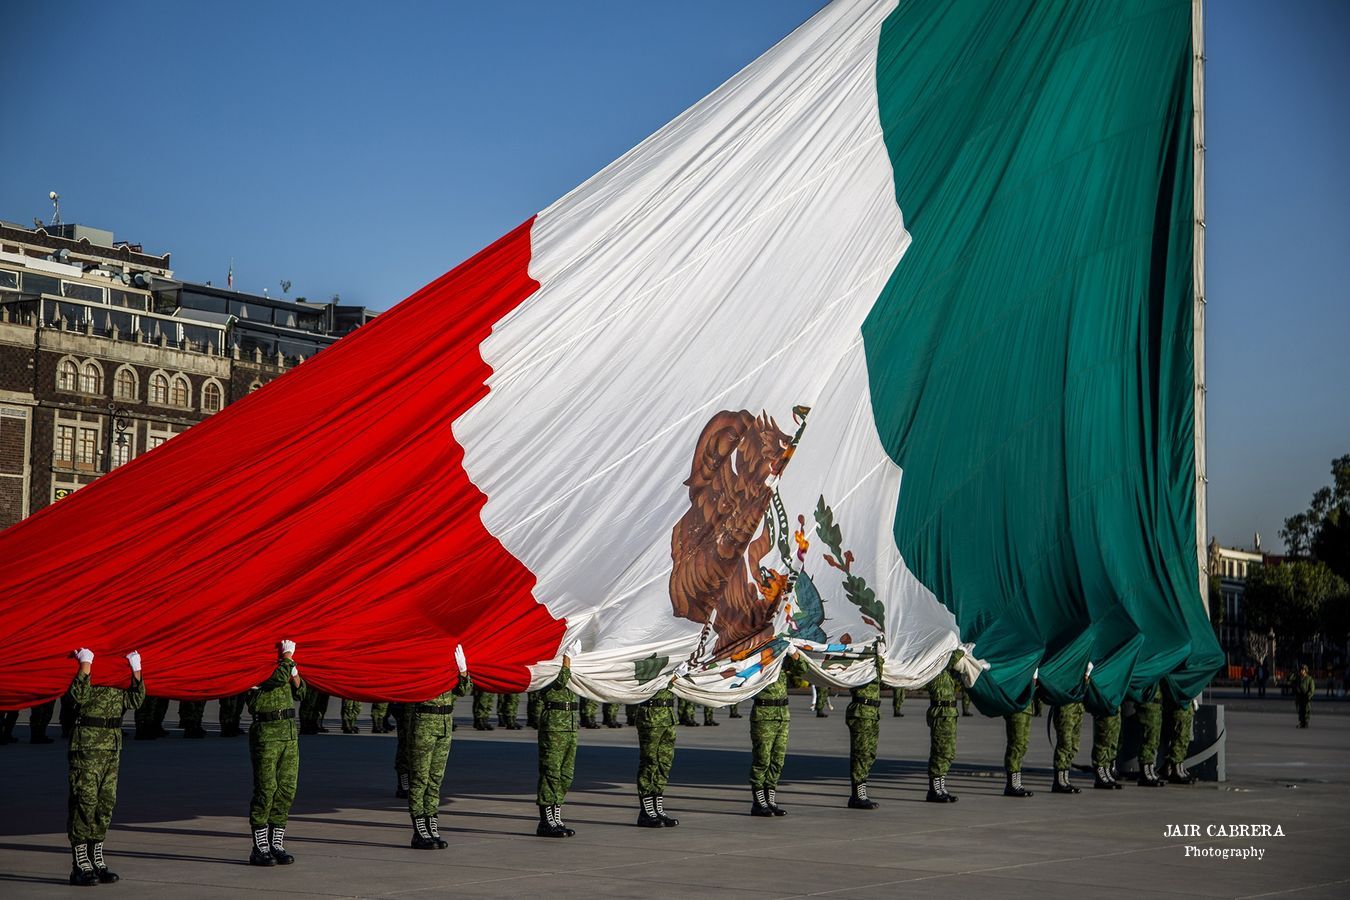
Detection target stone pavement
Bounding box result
[1,696,1346,898]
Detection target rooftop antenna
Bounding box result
[48,191,62,227]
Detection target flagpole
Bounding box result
[1192,0,1209,610]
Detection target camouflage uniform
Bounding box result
[891,688,906,717]
[602,701,622,728]
[298,689,329,734]
[1162,692,1196,783]
[1002,701,1033,796]
[1134,683,1164,786]
[1051,702,1083,793]
[1091,709,1123,788]
[701,703,718,726]
[957,682,973,716]
[749,662,794,815]
[472,688,495,729]
[526,691,542,729]
[178,700,206,738]
[370,701,391,732]
[728,702,742,719]
[924,651,962,802]
[392,702,411,797]
[29,698,56,743]
[812,686,830,717]
[536,666,579,836]
[846,677,881,808]
[247,658,306,838]
[498,692,521,729]
[219,692,247,737]
[634,687,680,826]
[677,698,700,726]
[339,699,361,733]
[625,703,639,725]
[1293,671,1315,727]
[407,673,472,848]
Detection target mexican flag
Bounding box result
[0,0,1219,713]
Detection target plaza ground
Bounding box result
[0,693,1346,898]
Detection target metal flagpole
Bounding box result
[1192,0,1209,612]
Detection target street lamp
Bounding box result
[107,404,130,471]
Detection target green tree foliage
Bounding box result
[1243,560,1349,651]
[1282,455,1350,572]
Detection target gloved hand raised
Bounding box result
[784,643,800,658]
[75,648,94,664]
[280,639,296,656]
[126,650,142,672]
[454,644,467,672]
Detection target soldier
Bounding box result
[1002,700,1034,797]
[958,683,973,716]
[701,703,719,727]
[498,692,522,730]
[392,702,411,798]
[1091,708,1124,789]
[338,698,360,733]
[579,695,601,729]
[179,700,207,739]
[65,647,144,886]
[1161,692,1197,783]
[526,691,542,729]
[1134,682,1165,787]
[247,639,305,866]
[1293,664,1315,728]
[29,699,56,744]
[369,701,391,733]
[924,649,964,803]
[677,698,700,727]
[812,685,830,718]
[634,683,680,827]
[219,692,247,738]
[891,687,906,718]
[845,649,882,809]
[298,688,329,735]
[749,644,801,816]
[625,703,639,726]
[728,702,742,719]
[602,702,623,729]
[472,688,495,730]
[407,645,472,850]
[1051,701,1084,794]
[60,695,79,739]
[536,648,580,837]
[133,695,168,741]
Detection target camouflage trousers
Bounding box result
[1296,698,1311,728]
[407,714,453,818]
[300,690,330,730]
[68,749,120,842]
[702,704,716,725]
[927,712,957,777]
[537,728,577,806]
[341,699,361,729]
[1165,703,1193,765]
[579,696,597,724]
[1004,704,1032,772]
[1052,703,1084,770]
[219,693,247,732]
[626,704,639,724]
[249,734,299,828]
[636,723,676,794]
[847,716,879,783]
[179,700,205,731]
[892,689,906,714]
[370,702,390,725]
[135,696,169,731]
[1136,700,1162,765]
[749,718,789,789]
[31,699,55,737]
[1092,712,1121,767]
[394,705,411,777]
[473,690,495,722]
[602,702,621,726]
[677,699,698,725]
[498,692,519,723]
[526,692,542,728]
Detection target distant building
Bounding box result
[0,219,375,528]
[1208,534,1270,665]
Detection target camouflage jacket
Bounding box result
[846,678,881,722]
[635,687,676,729]
[539,666,578,733]
[412,674,472,717]
[247,658,307,742]
[926,668,958,718]
[69,671,145,752]
[1293,675,1316,700]
[752,658,801,722]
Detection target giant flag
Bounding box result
[0,0,1220,712]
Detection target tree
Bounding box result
[1243,560,1348,655]
[1281,512,1314,558]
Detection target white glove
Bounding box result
[280,639,296,655]
[454,644,467,672]
[1084,661,1095,681]
[290,667,299,679]
[75,648,94,664]
[126,650,142,672]
[673,661,692,679]
[564,639,583,659]
[784,643,800,658]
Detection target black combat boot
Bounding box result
[396,771,410,799]
[427,816,448,849]
[555,805,576,837]
[637,794,663,828]
[1004,770,1033,797]
[1165,760,1197,785]
[536,806,563,837]
[766,788,787,816]
[1137,762,1165,787]
[269,825,295,864]
[1093,766,1115,789]
[70,843,99,886]
[88,841,119,882]
[1051,769,1081,794]
[848,782,879,809]
[750,788,774,817]
[729,707,742,718]
[1105,766,1123,789]
[411,817,437,850]
[473,717,493,731]
[249,827,276,866]
[655,794,679,827]
[926,775,958,803]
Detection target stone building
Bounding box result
[0,219,374,528]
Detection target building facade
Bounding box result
[0,220,373,528]
[1208,535,1269,666]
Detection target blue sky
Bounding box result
[3,1,1346,551]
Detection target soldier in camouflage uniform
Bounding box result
[407,645,472,850]
[924,649,963,803]
[536,650,580,837]
[749,645,802,816]
[498,692,522,729]
[891,687,906,717]
[845,649,882,809]
[634,684,680,827]
[602,701,623,728]
[29,699,56,744]
[340,698,361,733]
[701,703,719,726]
[677,697,700,727]
[1133,682,1165,786]
[369,701,392,733]
[1162,691,1197,783]
[812,685,830,718]
[1293,665,1316,728]
[625,703,639,725]
[65,647,144,886]
[1051,701,1084,794]
[133,695,167,740]
[1091,708,1123,789]
[298,688,329,735]
[526,691,542,729]
[1002,700,1034,797]
[247,639,305,867]
[578,695,601,729]
[392,702,412,797]
[179,699,207,738]
[472,688,495,730]
[219,692,247,737]
[728,702,742,719]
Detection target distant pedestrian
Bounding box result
[1241,665,1252,697]
[1293,665,1315,728]
[1256,663,1268,699]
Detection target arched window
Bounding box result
[202,381,222,413]
[149,372,169,405]
[80,361,103,395]
[114,366,138,401]
[249,380,263,394]
[170,375,190,408]
[57,359,79,391]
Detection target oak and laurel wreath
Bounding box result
[813,495,885,631]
